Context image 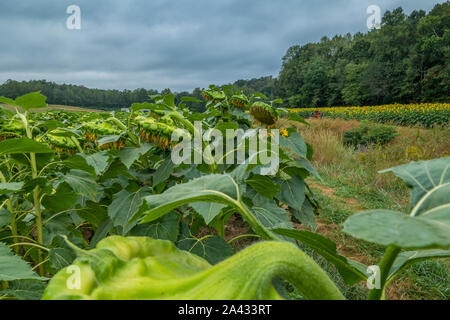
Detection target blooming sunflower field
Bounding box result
[288,103,450,128]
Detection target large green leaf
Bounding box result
[141,174,279,240]
[276,176,305,210]
[75,201,108,227]
[60,169,98,201]
[343,209,450,249]
[153,159,175,186]
[81,151,110,176]
[108,188,150,232]
[272,228,367,285]
[251,195,292,230]
[62,155,96,176]
[0,138,54,155]
[0,242,43,281]
[42,183,77,213]
[388,249,450,281]
[280,131,307,159]
[380,157,450,209]
[1,280,46,300]
[0,182,24,194]
[141,174,238,223]
[119,144,152,169]
[246,174,280,199]
[291,197,317,230]
[176,224,233,265]
[97,135,123,146]
[344,158,450,250]
[0,92,47,111]
[14,92,47,110]
[191,202,227,225]
[129,212,180,242]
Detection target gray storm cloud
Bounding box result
[0,0,443,91]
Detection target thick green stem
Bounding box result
[8,203,18,254]
[233,200,280,241]
[20,113,45,275]
[367,246,401,300]
[30,153,45,276]
[215,217,225,238]
[227,234,261,245]
[107,117,127,131]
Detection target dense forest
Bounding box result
[278,2,449,107]
[0,2,448,110]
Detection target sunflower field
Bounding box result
[289,103,450,128]
[0,89,449,301]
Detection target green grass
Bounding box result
[315,166,408,212]
[309,186,353,224]
[397,260,450,300]
[307,160,449,300]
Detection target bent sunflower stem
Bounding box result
[367,245,401,300]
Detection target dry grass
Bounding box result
[294,118,449,195]
[292,118,450,300]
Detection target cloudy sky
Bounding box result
[0,0,443,91]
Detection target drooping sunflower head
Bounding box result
[250,102,278,127]
[137,117,180,150]
[82,121,126,150]
[231,94,249,109]
[46,130,78,154]
[202,89,226,104]
[99,140,127,151]
[1,119,26,136]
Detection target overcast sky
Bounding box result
[0,0,444,92]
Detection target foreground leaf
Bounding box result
[343,209,450,250]
[380,157,450,209]
[0,242,43,281]
[43,236,344,300]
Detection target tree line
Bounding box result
[278,2,449,107]
[0,2,447,110]
[0,77,277,112]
